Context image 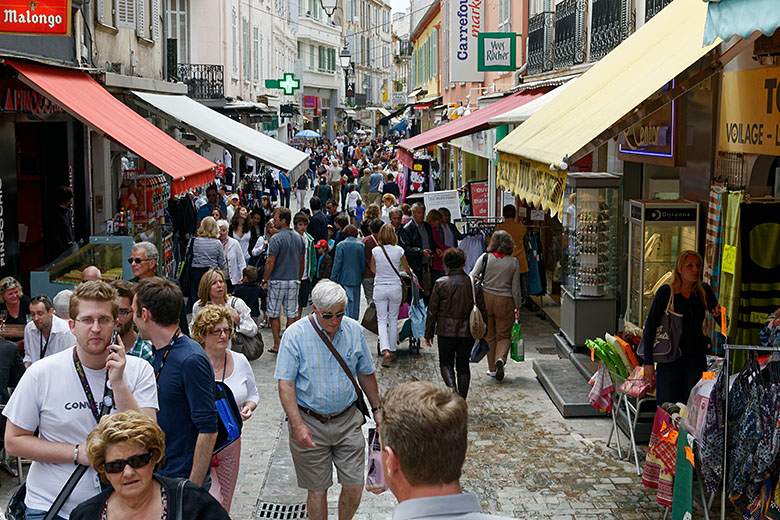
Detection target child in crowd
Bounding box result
[312,240,332,286]
[327,225,335,250]
[354,199,365,227]
[345,184,362,226]
[232,266,262,324]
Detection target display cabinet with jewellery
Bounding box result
[557,172,621,349]
[30,236,136,299]
[627,199,699,328]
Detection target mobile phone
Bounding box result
[110,326,119,352]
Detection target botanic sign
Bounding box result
[0,0,71,36]
[477,33,516,72]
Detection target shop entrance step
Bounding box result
[533,359,607,418]
[554,332,601,380]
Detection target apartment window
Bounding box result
[117,0,136,28]
[498,0,511,32]
[318,46,325,72]
[309,44,316,70]
[307,0,320,18]
[255,27,261,81]
[432,28,437,77]
[231,5,238,74]
[243,17,251,80]
[168,0,188,64]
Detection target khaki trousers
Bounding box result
[329,182,341,205]
[483,291,515,372]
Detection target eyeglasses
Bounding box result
[118,308,133,317]
[74,317,115,327]
[320,311,345,320]
[127,257,149,264]
[103,452,152,474]
[210,327,231,337]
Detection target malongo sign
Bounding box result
[0,0,71,36]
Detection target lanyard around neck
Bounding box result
[73,348,112,423]
[155,329,181,385]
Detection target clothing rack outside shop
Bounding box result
[720,343,780,520]
[463,216,503,236]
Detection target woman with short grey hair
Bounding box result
[469,230,523,382]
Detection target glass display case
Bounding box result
[30,236,135,299]
[627,200,699,328]
[558,172,621,347]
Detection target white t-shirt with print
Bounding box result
[3,347,158,518]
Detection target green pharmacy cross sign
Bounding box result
[265,73,301,95]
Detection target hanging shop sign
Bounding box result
[0,0,71,36]
[720,66,780,155]
[449,0,484,83]
[477,33,517,72]
[265,73,300,95]
[618,82,677,166]
[469,180,488,217]
[496,152,567,218]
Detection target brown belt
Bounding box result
[298,402,354,424]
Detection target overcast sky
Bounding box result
[391,0,410,14]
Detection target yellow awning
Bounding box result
[496,0,719,216]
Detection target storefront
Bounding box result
[1,59,216,291]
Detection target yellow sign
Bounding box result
[497,153,568,217]
[722,244,736,275]
[720,66,780,155]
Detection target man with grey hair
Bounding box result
[52,290,73,319]
[388,207,403,235]
[128,241,158,281]
[275,280,381,520]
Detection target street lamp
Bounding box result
[339,47,352,71]
[319,0,338,17]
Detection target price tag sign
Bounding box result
[722,244,736,275]
[721,306,728,337]
[531,209,544,221]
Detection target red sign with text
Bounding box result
[470,181,489,217]
[0,0,71,36]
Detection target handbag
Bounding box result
[470,338,489,363]
[177,238,195,293]
[469,266,486,340]
[510,321,525,362]
[650,285,683,363]
[308,315,371,421]
[229,298,264,361]
[213,354,243,454]
[473,253,489,317]
[366,428,387,493]
[376,240,409,304]
[618,366,653,398]
[6,483,25,520]
[361,303,379,335]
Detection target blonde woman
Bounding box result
[189,269,257,347]
[381,193,397,223]
[0,276,30,326]
[186,216,226,313]
[642,250,720,406]
[191,305,258,512]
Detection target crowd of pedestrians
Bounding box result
[0,131,529,520]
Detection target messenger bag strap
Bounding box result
[307,315,368,416]
[377,241,404,284]
[45,465,89,520]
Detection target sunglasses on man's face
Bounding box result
[320,311,345,320]
[103,452,152,474]
[128,257,149,264]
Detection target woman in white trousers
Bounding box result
[370,223,414,367]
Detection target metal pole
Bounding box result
[721,346,728,520]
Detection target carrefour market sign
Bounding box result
[720,66,780,155]
[0,0,71,36]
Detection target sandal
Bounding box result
[267,348,279,354]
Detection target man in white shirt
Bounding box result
[4,281,158,519]
[23,294,76,368]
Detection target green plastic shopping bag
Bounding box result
[510,321,524,362]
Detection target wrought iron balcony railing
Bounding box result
[590,0,631,61]
[176,64,224,99]
[645,0,673,21]
[553,0,586,69]
[528,11,554,75]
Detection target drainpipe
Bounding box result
[162,0,169,80]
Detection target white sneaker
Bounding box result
[486,370,496,377]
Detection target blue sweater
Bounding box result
[330,237,366,287]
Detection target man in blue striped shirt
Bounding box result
[276,280,381,520]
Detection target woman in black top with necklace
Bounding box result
[642,250,720,406]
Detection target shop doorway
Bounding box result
[15,122,70,285]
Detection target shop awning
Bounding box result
[495,0,718,217]
[378,104,409,125]
[397,89,549,168]
[488,82,574,125]
[703,0,780,45]
[407,88,423,101]
[132,91,309,178]
[5,59,216,196]
[344,109,358,118]
[391,119,408,133]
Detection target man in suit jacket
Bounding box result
[307,198,329,243]
[398,203,438,302]
[329,225,366,320]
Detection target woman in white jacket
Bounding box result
[218,219,246,291]
[190,268,258,349]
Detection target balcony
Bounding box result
[397,40,413,57]
[175,64,224,99]
[645,0,673,21]
[553,0,586,69]
[590,0,631,61]
[528,11,553,75]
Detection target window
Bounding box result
[498,0,511,32]
[255,28,262,81]
[95,0,115,26]
[243,17,251,80]
[328,48,336,72]
[309,44,316,70]
[168,0,188,65]
[432,28,437,77]
[318,46,325,72]
[117,0,136,28]
[231,5,238,74]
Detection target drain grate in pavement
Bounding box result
[256,503,307,519]
[535,347,558,355]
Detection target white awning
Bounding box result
[407,88,423,101]
[133,91,309,177]
[488,83,574,125]
[345,109,358,117]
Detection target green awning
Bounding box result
[703,0,780,45]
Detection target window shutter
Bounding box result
[96,0,105,23]
[118,0,136,27]
[433,29,437,77]
[151,0,160,41]
[136,0,146,37]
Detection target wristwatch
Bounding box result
[371,406,381,413]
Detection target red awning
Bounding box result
[397,89,550,168]
[413,102,433,110]
[6,59,216,196]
